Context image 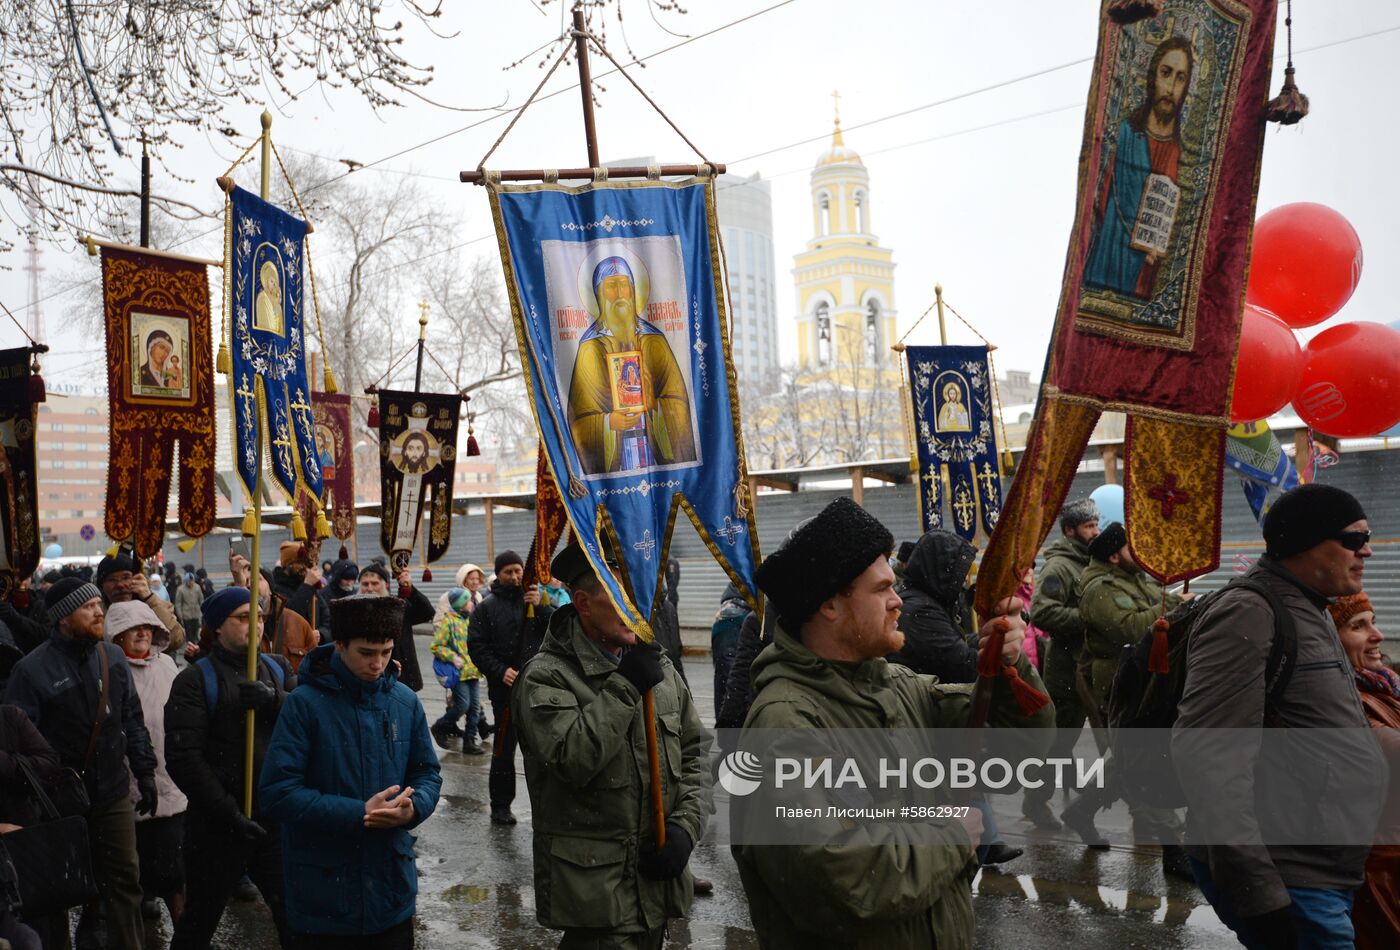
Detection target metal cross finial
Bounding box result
[418,299,430,333]
[831,89,842,126]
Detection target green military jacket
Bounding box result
[1030,535,1091,653]
[731,627,1053,950]
[513,606,713,934]
[1078,559,1182,709]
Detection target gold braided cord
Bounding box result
[893,297,940,347]
[268,139,335,389]
[924,296,1016,469]
[474,42,573,173]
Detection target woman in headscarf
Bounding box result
[140,329,181,390]
[1329,593,1400,948]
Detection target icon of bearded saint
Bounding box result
[397,431,435,476]
[565,256,697,475]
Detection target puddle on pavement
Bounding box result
[976,868,1232,934]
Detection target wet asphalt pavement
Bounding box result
[164,634,1235,949]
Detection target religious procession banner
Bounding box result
[488,175,761,633]
[100,247,217,556]
[0,348,40,598]
[976,0,1279,615]
[525,446,570,589]
[226,185,323,508]
[906,345,1002,541]
[376,389,460,573]
[295,391,355,543]
[1225,420,1297,523]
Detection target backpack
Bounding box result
[1105,576,1297,809]
[196,654,286,715]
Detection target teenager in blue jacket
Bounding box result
[259,594,441,948]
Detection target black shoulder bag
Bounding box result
[0,756,99,916]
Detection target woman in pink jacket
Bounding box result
[106,600,189,924]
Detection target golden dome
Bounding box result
[817,120,863,166]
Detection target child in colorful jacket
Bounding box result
[428,588,483,754]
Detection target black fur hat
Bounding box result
[756,497,894,630]
[328,594,405,643]
[1088,521,1128,563]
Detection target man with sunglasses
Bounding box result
[1174,484,1386,949]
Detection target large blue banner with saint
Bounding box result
[488,177,761,634]
[906,345,1002,541]
[227,186,322,504]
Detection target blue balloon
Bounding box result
[43,543,63,559]
[1090,483,1125,527]
[1385,320,1400,436]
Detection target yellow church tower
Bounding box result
[794,95,897,370]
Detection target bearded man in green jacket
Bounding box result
[732,497,1053,950]
[513,542,712,949]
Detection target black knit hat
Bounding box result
[896,541,916,564]
[1088,521,1128,563]
[95,552,137,587]
[1263,484,1367,559]
[358,562,391,584]
[756,497,894,629]
[46,578,102,623]
[494,550,524,574]
[328,594,405,643]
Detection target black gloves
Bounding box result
[231,814,267,842]
[638,823,694,881]
[1239,906,1297,949]
[237,679,277,711]
[616,642,664,695]
[135,775,159,816]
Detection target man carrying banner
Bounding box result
[514,541,711,948]
[97,551,185,655]
[468,550,554,825]
[732,498,1052,948]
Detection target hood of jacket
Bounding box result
[1042,534,1091,568]
[456,563,484,587]
[749,625,893,715]
[299,642,399,699]
[905,530,977,613]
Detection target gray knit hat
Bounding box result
[45,579,102,624]
[1059,498,1100,532]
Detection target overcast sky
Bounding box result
[5,0,1396,390]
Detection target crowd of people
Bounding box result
[0,480,1395,948]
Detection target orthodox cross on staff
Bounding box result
[458,4,731,851]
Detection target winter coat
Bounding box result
[467,581,554,704]
[0,703,60,827]
[513,606,712,933]
[259,643,442,937]
[111,624,187,821]
[732,625,1053,950]
[651,593,686,684]
[0,597,48,655]
[260,593,319,673]
[888,530,978,682]
[430,610,479,681]
[271,565,319,627]
[164,641,295,825]
[174,582,204,622]
[391,586,433,693]
[1173,557,1387,920]
[715,611,764,731]
[1030,535,1092,650]
[1077,559,1181,710]
[316,562,363,642]
[3,632,156,808]
[0,620,21,694]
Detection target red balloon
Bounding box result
[1247,203,1363,329]
[1230,305,1303,422]
[1295,322,1400,437]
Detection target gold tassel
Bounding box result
[240,510,258,537]
[314,508,332,541]
[289,511,307,542]
[176,538,198,553]
[323,366,338,394]
[216,342,232,376]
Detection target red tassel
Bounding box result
[977,618,1010,678]
[367,404,379,428]
[338,544,349,561]
[12,589,30,609]
[1002,666,1052,717]
[1148,617,1172,675]
[28,372,45,404]
[1106,0,1164,24]
[422,567,433,583]
[467,433,480,456]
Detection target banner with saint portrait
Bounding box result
[100,246,217,556]
[975,0,1279,614]
[906,345,1002,542]
[375,389,460,573]
[225,185,322,507]
[488,176,761,634]
[294,391,355,543]
[0,348,41,598]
